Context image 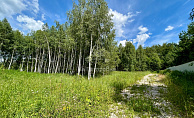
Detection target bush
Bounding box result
[158,69,171,75]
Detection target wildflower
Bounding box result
[63,106,66,111]
[63,106,70,111]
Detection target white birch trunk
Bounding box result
[55,48,60,73]
[93,27,100,78]
[40,48,45,73]
[20,54,25,71]
[82,50,85,76]
[34,51,38,72]
[52,48,56,73]
[70,48,74,74]
[44,58,47,73]
[27,56,29,72]
[66,51,70,73]
[78,47,82,76]
[8,49,14,70]
[38,48,41,73]
[63,52,66,74]
[78,14,83,76]
[88,34,93,80]
[72,47,76,75]
[93,56,97,78]
[45,35,51,74]
[31,55,33,72]
[58,56,61,73]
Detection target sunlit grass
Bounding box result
[0,69,149,117]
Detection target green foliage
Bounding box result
[1,18,14,53]
[118,42,136,71]
[117,43,125,71]
[0,6,193,78]
[136,45,147,71]
[160,70,194,117]
[189,8,194,21]
[117,12,193,71]
[0,0,118,79]
[153,43,178,69]
[0,69,149,117]
[148,52,161,71]
[174,22,194,65]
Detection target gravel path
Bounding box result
[109,74,180,118]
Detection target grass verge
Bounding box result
[159,70,194,117]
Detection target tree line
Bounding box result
[0,0,193,79]
[118,21,194,71]
[0,0,120,80]
[117,8,194,71]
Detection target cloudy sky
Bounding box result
[0,0,193,48]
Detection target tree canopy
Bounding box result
[0,0,120,80]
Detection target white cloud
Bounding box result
[119,40,132,47]
[138,25,148,34]
[136,11,141,14]
[41,14,46,21]
[0,0,40,19]
[26,0,39,14]
[109,9,134,38]
[183,0,191,5]
[133,34,150,47]
[178,24,183,27]
[0,0,26,19]
[119,40,127,46]
[165,26,174,31]
[32,0,39,14]
[17,15,44,31]
[128,19,135,23]
[133,26,151,47]
[150,33,179,46]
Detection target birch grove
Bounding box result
[0,0,120,79]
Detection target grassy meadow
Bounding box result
[0,69,150,117]
[1,68,193,117]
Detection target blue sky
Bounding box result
[0,0,193,48]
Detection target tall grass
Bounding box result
[160,70,194,117]
[0,69,149,117]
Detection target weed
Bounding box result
[127,96,161,115]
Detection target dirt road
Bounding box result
[109,74,180,118]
